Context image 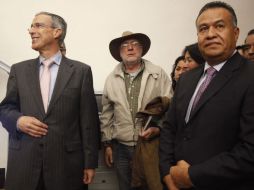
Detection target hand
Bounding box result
[170,160,193,189]
[104,146,113,167]
[17,116,48,137]
[83,169,95,184]
[139,127,160,140]
[163,174,180,190]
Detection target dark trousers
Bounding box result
[35,168,88,190]
[36,170,45,190]
[35,175,88,190]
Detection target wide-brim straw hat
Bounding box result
[109,31,151,62]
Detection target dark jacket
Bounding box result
[160,53,254,190]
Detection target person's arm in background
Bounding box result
[100,78,114,168]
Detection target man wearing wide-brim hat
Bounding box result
[100,31,171,190]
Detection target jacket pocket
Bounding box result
[65,141,82,152]
[62,88,80,98]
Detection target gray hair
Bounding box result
[36,12,67,45]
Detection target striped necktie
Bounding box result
[191,66,217,111]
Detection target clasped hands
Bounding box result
[164,160,193,190]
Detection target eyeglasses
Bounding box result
[242,44,254,51]
[120,41,141,49]
[28,23,55,30]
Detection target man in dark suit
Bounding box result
[159,1,254,190]
[0,12,99,190]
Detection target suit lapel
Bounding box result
[27,58,45,116]
[189,53,242,121]
[180,67,203,121]
[46,57,74,114]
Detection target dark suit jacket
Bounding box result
[159,53,254,190]
[0,56,99,190]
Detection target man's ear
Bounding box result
[234,27,240,42]
[53,28,62,39]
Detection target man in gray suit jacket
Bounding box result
[160,2,254,190]
[0,12,99,190]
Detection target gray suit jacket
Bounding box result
[0,56,99,190]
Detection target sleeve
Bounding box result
[160,68,172,99]
[159,90,178,179]
[0,64,23,136]
[80,66,100,169]
[189,78,254,188]
[157,68,172,129]
[100,77,114,142]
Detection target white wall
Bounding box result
[0,68,9,169]
[0,0,253,91]
[0,0,254,168]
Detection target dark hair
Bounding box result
[236,45,244,50]
[171,55,185,91]
[60,41,66,55]
[36,12,67,45]
[196,1,237,27]
[247,29,254,36]
[183,43,205,65]
[245,29,254,43]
